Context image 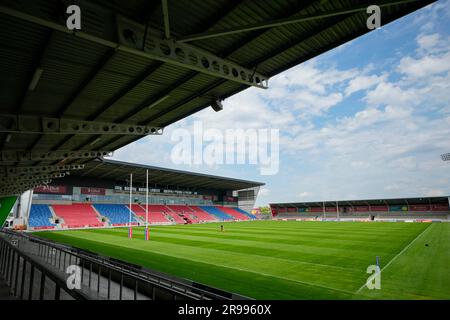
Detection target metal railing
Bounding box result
[0,233,90,300]
[0,229,249,300]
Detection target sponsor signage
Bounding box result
[431,204,449,211]
[370,205,389,212]
[81,187,105,195]
[34,185,67,194]
[409,204,430,211]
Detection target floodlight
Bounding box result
[211,99,223,112]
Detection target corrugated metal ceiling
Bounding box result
[0,0,435,192]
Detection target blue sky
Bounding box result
[113,1,450,206]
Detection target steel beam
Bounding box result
[79,162,104,177]
[178,0,422,42]
[0,180,51,193]
[32,61,165,154]
[89,1,324,151]
[0,150,113,163]
[0,164,84,177]
[50,0,298,156]
[0,114,164,136]
[56,50,116,118]
[116,16,268,88]
[153,5,360,127]
[1,173,65,183]
[0,3,269,89]
[0,29,54,150]
[161,0,171,39]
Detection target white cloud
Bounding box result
[365,82,419,108]
[345,74,387,97]
[298,192,312,199]
[417,33,441,53]
[113,2,450,206]
[398,32,450,79]
[398,52,450,78]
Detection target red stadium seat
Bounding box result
[52,204,104,229]
[187,206,218,222]
[216,206,250,220]
[128,204,172,224]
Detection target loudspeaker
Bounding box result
[211,99,223,112]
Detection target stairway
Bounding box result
[163,212,175,224]
[179,213,192,224]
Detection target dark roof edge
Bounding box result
[98,158,265,188]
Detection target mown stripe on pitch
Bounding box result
[39,231,369,292]
[39,231,360,296]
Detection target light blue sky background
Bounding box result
[113,1,450,207]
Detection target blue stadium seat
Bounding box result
[93,204,138,225]
[234,207,258,219]
[199,206,233,221]
[29,205,56,228]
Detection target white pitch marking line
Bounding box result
[355,223,433,295]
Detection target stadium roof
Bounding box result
[0,0,435,195]
[270,196,450,208]
[75,158,264,191]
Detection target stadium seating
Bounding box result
[234,207,258,219]
[29,205,56,229]
[376,211,448,219]
[129,204,147,215]
[94,204,138,226]
[217,206,249,220]
[199,206,233,221]
[29,202,259,229]
[167,205,203,224]
[188,206,218,222]
[165,211,187,224]
[149,204,172,212]
[128,204,171,224]
[52,204,104,228]
[185,213,200,223]
[169,205,194,213]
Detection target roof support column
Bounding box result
[161,0,171,39]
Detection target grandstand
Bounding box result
[94,204,139,226]
[28,204,56,230]
[25,159,263,230]
[0,0,441,303]
[270,197,450,221]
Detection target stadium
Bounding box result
[1,0,449,304]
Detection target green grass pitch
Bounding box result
[34,221,450,299]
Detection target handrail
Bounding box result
[0,228,250,300]
[0,234,91,300]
